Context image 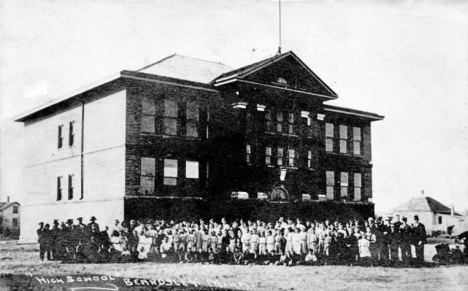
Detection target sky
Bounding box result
[0,0,467,214]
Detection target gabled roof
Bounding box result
[137,54,233,84]
[0,202,20,211]
[213,51,338,98]
[393,196,460,215]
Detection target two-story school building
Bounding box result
[15,51,383,242]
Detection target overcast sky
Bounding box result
[1,0,467,213]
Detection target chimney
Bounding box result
[451,204,454,218]
[7,196,10,202]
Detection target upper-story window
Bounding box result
[57,176,63,201]
[68,174,74,200]
[326,171,334,200]
[163,159,178,186]
[246,145,251,164]
[288,149,295,167]
[140,157,155,194]
[69,121,75,146]
[265,110,273,132]
[307,151,312,168]
[186,161,199,179]
[325,123,334,152]
[277,147,284,166]
[340,172,348,198]
[339,125,348,153]
[265,147,272,165]
[141,97,156,133]
[186,101,199,138]
[354,173,362,201]
[353,127,362,155]
[164,100,178,136]
[276,112,283,133]
[13,206,18,214]
[287,113,295,135]
[58,125,64,149]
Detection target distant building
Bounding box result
[0,199,20,233]
[15,51,383,242]
[393,196,468,235]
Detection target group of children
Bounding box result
[37,215,429,266]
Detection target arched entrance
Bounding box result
[270,186,289,201]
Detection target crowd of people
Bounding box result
[36,214,463,266]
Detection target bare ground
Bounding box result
[1,241,467,291]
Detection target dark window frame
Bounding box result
[69,121,75,146]
[68,174,74,200]
[57,176,62,201]
[58,125,63,149]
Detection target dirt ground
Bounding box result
[1,241,468,291]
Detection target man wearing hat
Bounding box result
[399,217,412,263]
[412,215,427,263]
[88,216,100,232]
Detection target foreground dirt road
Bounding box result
[1,241,467,291]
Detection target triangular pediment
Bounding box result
[213,51,338,99]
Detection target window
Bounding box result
[325,123,333,152]
[354,173,362,201]
[265,110,272,132]
[68,175,74,200]
[186,101,199,137]
[57,176,62,201]
[276,111,283,133]
[246,145,251,164]
[58,125,63,149]
[186,161,199,179]
[307,151,312,168]
[69,121,75,146]
[340,172,348,198]
[288,149,295,167]
[265,147,272,165]
[164,100,178,135]
[141,97,156,133]
[163,159,178,186]
[277,147,284,166]
[287,113,295,134]
[326,171,334,200]
[438,216,442,225]
[339,125,348,153]
[13,206,18,214]
[12,218,18,228]
[140,157,156,193]
[353,127,361,155]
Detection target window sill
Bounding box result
[140,133,202,141]
[265,132,299,138]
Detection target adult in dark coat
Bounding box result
[39,223,52,261]
[388,223,401,262]
[399,217,413,263]
[412,215,427,262]
[50,220,60,260]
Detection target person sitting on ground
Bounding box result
[207,248,216,264]
[233,247,243,265]
[304,249,318,265]
[184,247,195,263]
[160,236,172,261]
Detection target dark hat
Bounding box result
[77,217,83,221]
[414,215,419,221]
[66,219,73,225]
[90,216,97,221]
[39,222,44,225]
[402,217,407,222]
[53,219,59,224]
